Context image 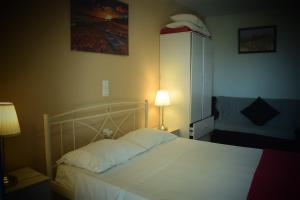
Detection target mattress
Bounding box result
[55,138,262,200]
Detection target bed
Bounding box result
[44,100,300,200]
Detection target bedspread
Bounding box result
[56,138,262,200]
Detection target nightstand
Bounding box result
[5,168,51,200]
[169,129,180,136]
[198,132,211,141]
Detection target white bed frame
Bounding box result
[43,100,148,199]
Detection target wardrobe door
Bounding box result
[190,33,204,123]
[202,38,213,118]
[160,32,192,137]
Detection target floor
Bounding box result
[52,192,68,200]
[210,129,299,152]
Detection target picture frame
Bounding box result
[71,0,129,55]
[238,26,276,54]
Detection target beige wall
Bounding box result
[0,0,186,173]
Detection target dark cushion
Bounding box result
[241,97,280,126]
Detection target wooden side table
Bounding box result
[5,168,51,200]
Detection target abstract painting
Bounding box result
[71,0,128,55]
[238,26,276,54]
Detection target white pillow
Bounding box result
[166,21,211,36]
[119,128,177,149]
[57,139,145,173]
[170,14,205,28]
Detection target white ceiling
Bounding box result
[175,0,296,17]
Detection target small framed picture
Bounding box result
[238,26,276,54]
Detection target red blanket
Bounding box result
[248,149,300,200]
[160,27,192,34]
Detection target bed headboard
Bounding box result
[43,100,148,178]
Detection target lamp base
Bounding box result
[159,124,168,131]
[3,175,18,188]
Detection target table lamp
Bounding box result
[155,90,170,131]
[0,102,21,187]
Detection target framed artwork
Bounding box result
[238,26,276,54]
[71,0,129,55]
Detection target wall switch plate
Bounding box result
[102,80,109,96]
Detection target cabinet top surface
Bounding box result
[160,31,211,39]
[5,167,50,193]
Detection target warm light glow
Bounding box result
[105,15,113,20]
[0,102,21,137]
[155,90,171,106]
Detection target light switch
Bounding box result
[102,80,109,96]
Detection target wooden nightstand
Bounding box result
[5,168,51,200]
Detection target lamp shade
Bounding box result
[155,90,171,106]
[0,102,21,137]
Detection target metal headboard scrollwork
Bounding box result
[43,100,148,178]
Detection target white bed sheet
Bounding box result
[55,138,262,200]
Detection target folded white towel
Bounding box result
[170,13,205,28]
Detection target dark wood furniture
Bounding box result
[5,168,50,200]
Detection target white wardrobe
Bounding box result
[160,31,214,139]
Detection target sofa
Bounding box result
[214,96,300,140]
